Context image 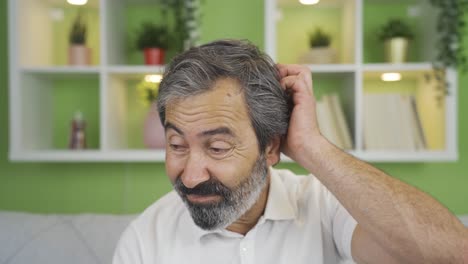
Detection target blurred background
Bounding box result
[0,0,467,218]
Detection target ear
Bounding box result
[265,136,281,167]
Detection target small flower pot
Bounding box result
[144,48,165,65]
[68,45,91,65]
[384,37,409,63]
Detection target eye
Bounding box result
[210,147,228,154]
[170,144,187,152]
[208,141,232,156]
[168,136,188,153]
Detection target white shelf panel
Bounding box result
[354,150,458,162]
[363,63,433,72]
[43,0,100,8]
[107,65,166,74]
[9,150,166,162]
[280,150,357,163]
[305,64,357,73]
[21,66,101,74]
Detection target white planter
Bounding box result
[384,37,409,63]
[68,45,91,65]
[298,47,337,64]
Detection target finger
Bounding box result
[277,64,310,78]
[277,64,313,89]
[280,75,312,96]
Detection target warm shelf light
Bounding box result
[67,0,88,5]
[381,72,401,82]
[299,0,320,5]
[145,74,163,83]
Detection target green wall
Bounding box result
[0,1,467,215]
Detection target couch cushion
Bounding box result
[0,211,136,264]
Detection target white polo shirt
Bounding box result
[113,168,357,264]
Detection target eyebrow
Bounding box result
[165,122,184,135]
[199,127,235,138]
[165,122,235,138]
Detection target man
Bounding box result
[114,39,468,263]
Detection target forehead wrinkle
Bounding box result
[167,112,245,137]
[165,78,254,140]
[167,99,250,126]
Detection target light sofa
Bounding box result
[0,211,466,264]
[0,211,136,264]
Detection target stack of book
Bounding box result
[363,93,427,151]
[316,93,353,150]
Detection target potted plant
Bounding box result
[137,78,159,106]
[378,19,414,63]
[68,13,91,65]
[136,22,169,65]
[299,28,337,64]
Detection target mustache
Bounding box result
[174,177,231,197]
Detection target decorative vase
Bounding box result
[68,45,91,65]
[298,47,337,64]
[143,102,166,149]
[144,48,165,65]
[384,37,409,63]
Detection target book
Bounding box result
[409,95,427,150]
[363,93,427,151]
[316,98,344,148]
[327,93,353,149]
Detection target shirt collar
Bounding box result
[191,167,297,240]
[263,167,297,221]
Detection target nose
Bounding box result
[181,150,210,189]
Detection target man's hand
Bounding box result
[277,64,468,263]
[277,64,323,164]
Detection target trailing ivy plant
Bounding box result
[160,0,203,53]
[429,0,468,71]
[428,0,468,100]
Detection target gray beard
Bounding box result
[174,155,269,230]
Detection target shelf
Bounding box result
[107,65,166,74]
[9,150,166,162]
[283,150,457,163]
[105,0,182,65]
[272,0,356,64]
[361,70,452,153]
[21,66,101,76]
[16,73,100,151]
[363,0,437,63]
[305,64,357,73]
[363,63,433,72]
[8,0,458,162]
[354,150,458,162]
[102,72,165,151]
[14,0,101,67]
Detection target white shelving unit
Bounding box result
[8,0,458,162]
[265,0,458,162]
[8,0,169,162]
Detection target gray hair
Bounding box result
[157,39,291,152]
